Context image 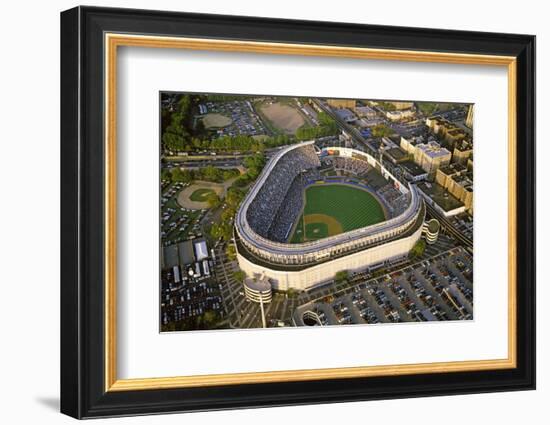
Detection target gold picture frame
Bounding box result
[104,34,517,392]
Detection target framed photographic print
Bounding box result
[60,6,536,419]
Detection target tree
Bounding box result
[206,193,221,209]
[201,165,221,182]
[226,188,245,209]
[286,288,298,298]
[243,153,265,170]
[194,118,206,136]
[170,167,193,183]
[379,101,397,111]
[318,111,337,128]
[372,269,386,278]
[209,222,231,241]
[161,168,172,182]
[209,223,223,240]
[161,94,197,152]
[334,270,349,284]
[372,124,393,138]
[210,221,232,241]
[232,270,246,283]
[231,175,250,188]
[295,112,339,141]
[220,207,235,224]
[409,239,426,259]
[162,132,184,152]
[221,223,233,240]
[203,311,219,327]
[222,169,239,181]
[225,244,237,261]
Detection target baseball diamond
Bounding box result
[290,184,386,243]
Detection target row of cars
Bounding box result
[295,248,474,327]
[161,251,226,329]
[205,100,267,138]
[161,181,207,246]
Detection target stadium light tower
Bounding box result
[243,275,272,328]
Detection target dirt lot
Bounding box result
[260,102,305,134]
[202,113,232,129]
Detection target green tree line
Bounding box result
[209,154,264,242]
[168,166,239,184]
[162,94,199,152]
[175,134,293,153]
[209,187,247,242]
[295,112,339,141]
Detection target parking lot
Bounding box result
[161,180,207,246]
[293,247,473,326]
[213,243,299,329]
[202,100,267,138]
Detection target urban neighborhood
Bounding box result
[159,93,474,332]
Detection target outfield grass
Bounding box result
[290,184,386,243]
[189,188,215,202]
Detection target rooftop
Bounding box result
[355,106,377,115]
[244,276,272,293]
[163,240,195,268]
[418,182,464,212]
[451,173,474,189]
[335,108,357,121]
[385,147,408,162]
[401,160,427,176]
[426,219,441,233]
[417,142,451,159]
[455,140,474,152]
[439,163,466,175]
[401,135,425,146]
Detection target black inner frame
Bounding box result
[60,6,536,419]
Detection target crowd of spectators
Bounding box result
[267,168,320,242]
[246,145,320,238]
[331,156,371,176]
[378,184,410,216]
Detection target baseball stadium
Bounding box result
[235,141,426,290]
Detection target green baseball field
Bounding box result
[189,188,215,202]
[290,184,386,243]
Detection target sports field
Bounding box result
[177,182,224,209]
[260,101,305,134]
[189,188,215,202]
[290,184,386,243]
[202,113,232,129]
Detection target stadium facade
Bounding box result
[235,141,425,290]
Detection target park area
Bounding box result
[202,113,232,129]
[259,101,306,134]
[189,188,216,202]
[290,184,387,243]
[177,182,225,209]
